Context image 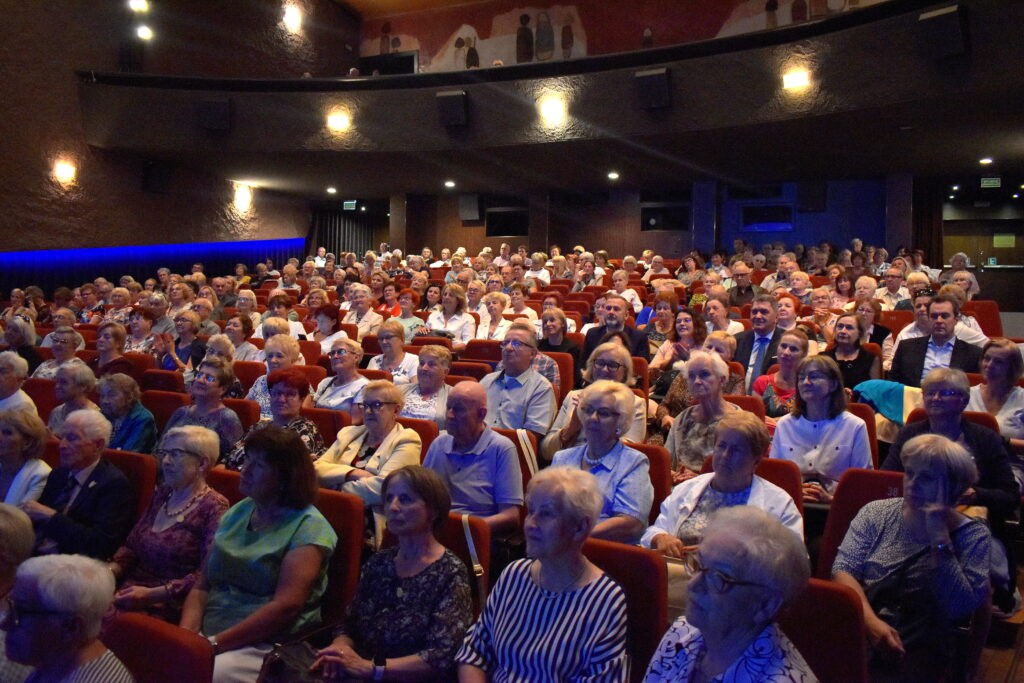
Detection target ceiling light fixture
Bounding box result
[233,183,253,212]
[136,25,153,40]
[782,70,811,89]
[607,171,620,181]
[444,180,456,188]
[360,206,367,211]
[951,185,960,191]
[948,195,955,200]
[128,0,149,12]
[979,157,994,165]
[52,160,76,186]
[1014,194,1020,199]
[283,5,302,33]
[326,187,337,194]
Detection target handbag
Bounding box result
[257,640,322,683]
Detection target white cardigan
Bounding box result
[3,458,51,505]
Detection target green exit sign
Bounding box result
[980,177,1001,188]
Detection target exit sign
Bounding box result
[980,177,1001,188]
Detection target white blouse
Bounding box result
[425,311,476,345]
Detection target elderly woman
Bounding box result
[301,288,329,324]
[376,281,401,318]
[703,292,743,336]
[310,337,369,414]
[165,357,243,460]
[1,288,29,322]
[257,295,306,338]
[771,356,872,503]
[675,256,705,287]
[775,293,800,333]
[342,283,384,341]
[316,381,422,540]
[167,281,195,320]
[217,315,255,364]
[939,251,971,284]
[455,466,629,680]
[155,309,207,374]
[665,351,743,483]
[835,435,992,681]
[225,367,325,471]
[951,270,980,301]
[549,381,653,543]
[246,333,302,419]
[851,297,894,367]
[609,269,643,314]
[123,308,157,357]
[391,288,424,342]
[99,373,157,454]
[477,292,512,341]
[2,318,41,376]
[968,338,1024,488]
[650,307,708,377]
[0,353,35,415]
[102,287,134,326]
[643,412,802,557]
[48,359,100,434]
[235,290,262,329]
[109,426,229,622]
[88,321,135,379]
[543,342,646,459]
[821,313,881,390]
[180,426,337,682]
[368,320,419,385]
[503,283,537,322]
[752,328,810,422]
[644,506,814,681]
[399,345,453,430]
[314,466,472,681]
[0,410,50,505]
[312,303,348,354]
[30,326,81,380]
[426,283,475,353]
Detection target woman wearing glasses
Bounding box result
[309,337,369,415]
[643,506,814,681]
[367,320,419,385]
[315,380,422,544]
[548,380,653,544]
[29,326,81,379]
[398,346,453,431]
[542,342,646,461]
[223,367,326,471]
[108,426,228,623]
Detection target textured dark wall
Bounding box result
[0,1,358,253]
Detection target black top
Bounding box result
[539,338,582,389]
[821,347,876,391]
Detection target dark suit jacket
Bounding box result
[867,323,892,347]
[37,459,136,559]
[582,325,650,364]
[886,336,983,388]
[732,327,784,380]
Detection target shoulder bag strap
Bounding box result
[462,513,487,609]
[516,428,539,476]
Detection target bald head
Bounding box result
[446,382,488,446]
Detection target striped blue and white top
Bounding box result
[455,558,629,682]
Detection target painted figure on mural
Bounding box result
[379,22,391,55]
[466,36,479,69]
[454,37,467,70]
[765,0,779,29]
[642,26,653,49]
[535,12,554,60]
[561,16,574,59]
[517,14,534,63]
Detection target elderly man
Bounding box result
[0,353,36,415]
[499,265,516,294]
[727,261,762,307]
[875,267,910,311]
[211,277,238,314]
[581,294,649,361]
[191,298,222,336]
[142,293,175,336]
[2,554,134,681]
[887,292,983,387]
[640,255,670,283]
[423,382,523,533]
[22,410,135,558]
[733,295,784,393]
[759,253,796,292]
[39,309,85,350]
[493,243,512,268]
[479,323,556,440]
[430,248,452,268]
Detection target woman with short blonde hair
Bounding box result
[0,410,51,505]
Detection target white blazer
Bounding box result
[3,458,52,505]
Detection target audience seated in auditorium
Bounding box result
[480,324,557,441]
[165,357,243,459]
[887,292,983,387]
[109,425,227,622]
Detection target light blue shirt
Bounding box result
[479,368,556,435]
[423,429,524,516]
[921,336,955,384]
[551,442,653,538]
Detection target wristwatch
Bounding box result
[206,634,219,654]
[373,653,386,680]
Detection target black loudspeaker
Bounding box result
[459,194,480,221]
[195,99,232,132]
[917,4,968,58]
[436,90,468,127]
[141,160,171,194]
[796,182,828,213]
[634,67,670,109]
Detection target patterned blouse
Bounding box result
[335,547,472,674]
[111,485,229,622]
[665,403,740,474]
[676,484,752,546]
[245,374,273,418]
[124,334,156,357]
[753,374,797,419]
[221,417,326,471]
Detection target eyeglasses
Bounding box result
[926,388,963,399]
[682,556,763,594]
[593,359,623,371]
[155,448,202,461]
[499,339,529,351]
[798,372,830,383]
[2,598,69,628]
[328,349,351,357]
[270,389,302,400]
[50,338,74,346]
[579,406,620,420]
[356,401,397,412]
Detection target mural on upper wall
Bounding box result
[360,0,892,73]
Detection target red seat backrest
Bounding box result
[541,351,574,403]
[624,441,673,524]
[22,378,59,422]
[962,300,1002,337]
[396,416,439,459]
[907,408,999,433]
[451,361,491,381]
[846,402,878,468]
[300,406,350,443]
[700,456,804,516]
[102,612,213,683]
[358,368,393,382]
[140,390,191,432]
[315,488,366,622]
[777,578,867,683]
[816,468,903,579]
[232,361,265,393]
[724,394,767,421]
[222,398,260,434]
[140,369,185,393]
[105,448,158,520]
[464,339,502,363]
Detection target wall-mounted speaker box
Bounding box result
[458,194,480,221]
[917,4,968,58]
[634,67,671,109]
[195,99,232,132]
[436,90,468,127]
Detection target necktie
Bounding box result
[50,475,79,514]
[747,337,768,392]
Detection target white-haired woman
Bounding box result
[367,320,418,385]
[102,287,134,326]
[0,410,51,505]
[426,283,475,354]
[30,326,81,380]
[2,318,41,376]
[342,283,384,341]
[309,337,369,414]
[456,466,629,680]
[609,269,643,314]
[939,251,971,285]
[476,292,512,341]
[542,342,646,460]
[666,351,741,483]
[48,359,100,435]
[235,289,262,330]
[0,352,35,414]
[644,506,814,681]
[109,426,229,622]
[550,380,653,544]
[951,270,981,301]
[834,434,992,681]
[246,334,302,419]
[398,345,452,431]
[99,373,157,454]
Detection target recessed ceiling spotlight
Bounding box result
[951,185,960,191]
[128,0,149,12]
[52,160,77,185]
[360,206,367,211]
[326,187,337,194]
[536,93,568,127]
[607,171,620,181]
[136,25,153,40]
[948,195,955,200]
[1014,194,1020,199]
[444,180,456,188]
[979,157,994,165]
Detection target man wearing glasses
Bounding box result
[479,324,556,441]
[726,262,762,308]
